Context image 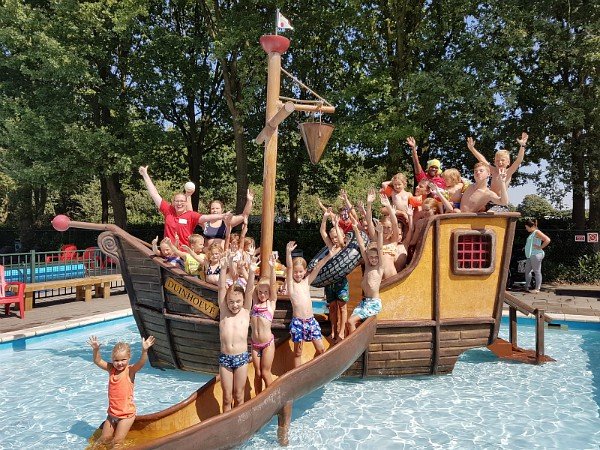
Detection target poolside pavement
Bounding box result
[1,283,598,343]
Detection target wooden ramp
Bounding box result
[87,317,377,450]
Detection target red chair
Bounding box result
[0,282,25,319]
[82,246,103,270]
[45,244,79,263]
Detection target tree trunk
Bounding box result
[287,150,300,226]
[232,114,248,213]
[106,173,128,229]
[571,129,586,230]
[15,186,36,251]
[100,176,109,223]
[588,140,600,230]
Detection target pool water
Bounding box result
[1,318,599,449]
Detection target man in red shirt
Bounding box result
[139,166,230,247]
[408,136,447,189]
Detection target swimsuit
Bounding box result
[352,297,382,320]
[206,264,221,276]
[289,317,322,343]
[251,304,273,322]
[452,202,461,209]
[486,202,510,213]
[204,221,227,240]
[218,352,250,370]
[252,334,275,357]
[382,243,398,258]
[325,278,350,304]
[107,366,136,419]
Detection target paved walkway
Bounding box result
[1,284,598,343]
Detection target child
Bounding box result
[217,254,253,412]
[88,335,155,448]
[381,172,413,219]
[152,236,182,268]
[366,189,400,280]
[320,209,349,343]
[247,253,278,394]
[169,234,205,276]
[441,168,468,211]
[204,243,224,285]
[466,132,527,197]
[347,219,384,334]
[286,241,333,368]
[460,163,508,213]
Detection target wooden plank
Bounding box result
[381,341,433,351]
[372,332,433,344]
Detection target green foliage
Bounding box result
[553,253,600,284]
[517,194,557,219]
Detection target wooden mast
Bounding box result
[259,35,290,277]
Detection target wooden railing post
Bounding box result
[535,308,545,364]
[509,306,518,349]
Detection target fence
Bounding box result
[0,247,123,304]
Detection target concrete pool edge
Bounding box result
[1,307,598,345]
[0,308,133,344]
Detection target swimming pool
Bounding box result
[1,317,599,449]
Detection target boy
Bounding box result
[466,132,528,196]
[347,218,384,334]
[460,163,508,213]
[217,253,254,412]
[286,241,333,368]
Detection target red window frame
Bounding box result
[452,229,496,275]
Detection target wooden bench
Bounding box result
[24,274,123,310]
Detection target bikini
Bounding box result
[204,221,227,240]
[206,264,221,276]
[251,304,274,356]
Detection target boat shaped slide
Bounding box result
[87,316,376,449]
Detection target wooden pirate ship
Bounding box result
[51,31,544,449]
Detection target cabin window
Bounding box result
[452,230,496,275]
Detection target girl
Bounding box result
[204,243,224,285]
[203,190,254,247]
[366,189,400,280]
[524,219,551,293]
[441,168,468,211]
[247,253,278,394]
[320,209,349,343]
[88,335,155,448]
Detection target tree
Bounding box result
[517,194,556,219]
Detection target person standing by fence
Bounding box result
[524,219,551,293]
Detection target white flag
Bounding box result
[277,11,294,30]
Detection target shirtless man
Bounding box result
[347,218,384,334]
[459,162,508,213]
[466,132,528,196]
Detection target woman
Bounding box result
[139,166,230,247]
[203,190,253,247]
[524,219,551,294]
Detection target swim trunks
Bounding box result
[289,317,323,343]
[352,297,382,320]
[218,352,250,370]
[486,203,510,213]
[325,278,350,304]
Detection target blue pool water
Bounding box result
[1,318,599,449]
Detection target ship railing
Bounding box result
[504,291,551,363]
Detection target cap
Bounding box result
[427,159,442,170]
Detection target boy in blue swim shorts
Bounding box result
[217,255,254,412]
[348,217,385,334]
[286,241,333,368]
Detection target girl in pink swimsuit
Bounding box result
[246,253,278,394]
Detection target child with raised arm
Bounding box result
[466,132,528,197]
[166,234,205,276]
[286,241,333,368]
[366,189,400,280]
[88,335,155,448]
[248,253,278,394]
[460,163,508,213]
[204,243,224,285]
[152,236,183,268]
[408,136,447,189]
[320,209,349,343]
[217,253,253,412]
[347,219,384,334]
